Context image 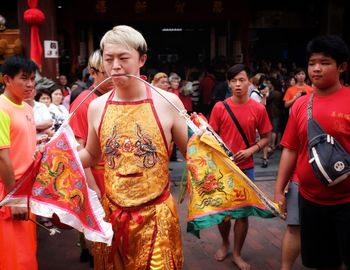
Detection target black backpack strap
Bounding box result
[307,93,324,140]
[222,100,250,149]
[307,93,314,121]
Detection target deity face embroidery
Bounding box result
[104,124,158,169]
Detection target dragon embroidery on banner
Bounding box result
[187,156,227,200]
[34,149,84,211]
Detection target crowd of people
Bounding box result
[0,25,349,270]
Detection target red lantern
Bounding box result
[24,8,45,25]
[23,0,45,67]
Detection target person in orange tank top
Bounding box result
[79,25,188,270]
[0,56,38,270]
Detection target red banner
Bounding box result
[0,123,113,245]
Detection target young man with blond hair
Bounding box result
[79,25,188,269]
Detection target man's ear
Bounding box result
[139,54,147,68]
[2,74,11,85]
[89,68,97,76]
[338,62,348,73]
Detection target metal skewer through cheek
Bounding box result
[66,73,234,161]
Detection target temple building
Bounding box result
[0,0,348,80]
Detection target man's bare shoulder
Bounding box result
[88,91,112,128]
[89,91,112,110]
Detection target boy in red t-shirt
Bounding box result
[210,64,272,269]
[69,50,114,263]
[70,50,114,198]
[275,35,350,269]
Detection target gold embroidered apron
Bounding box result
[93,86,183,270]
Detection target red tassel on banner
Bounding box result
[23,0,45,67]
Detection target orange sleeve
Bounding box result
[283,87,294,102]
[306,85,314,94]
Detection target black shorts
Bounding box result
[285,181,299,225]
[299,195,350,269]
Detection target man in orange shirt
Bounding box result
[283,68,313,109]
[0,56,38,270]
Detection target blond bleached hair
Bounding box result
[100,25,147,56]
[151,72,168,85]
[251,73,265,86]
[88,49,104,72]
[168,73,181,83]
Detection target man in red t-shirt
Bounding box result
[69,50,114,263]
[70,50,114,198]
[209,64,272,269]
[199,68,215,117]
[275,35,350,269]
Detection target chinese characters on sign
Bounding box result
[44,40,58,58]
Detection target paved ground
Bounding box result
[37,149,309,270]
